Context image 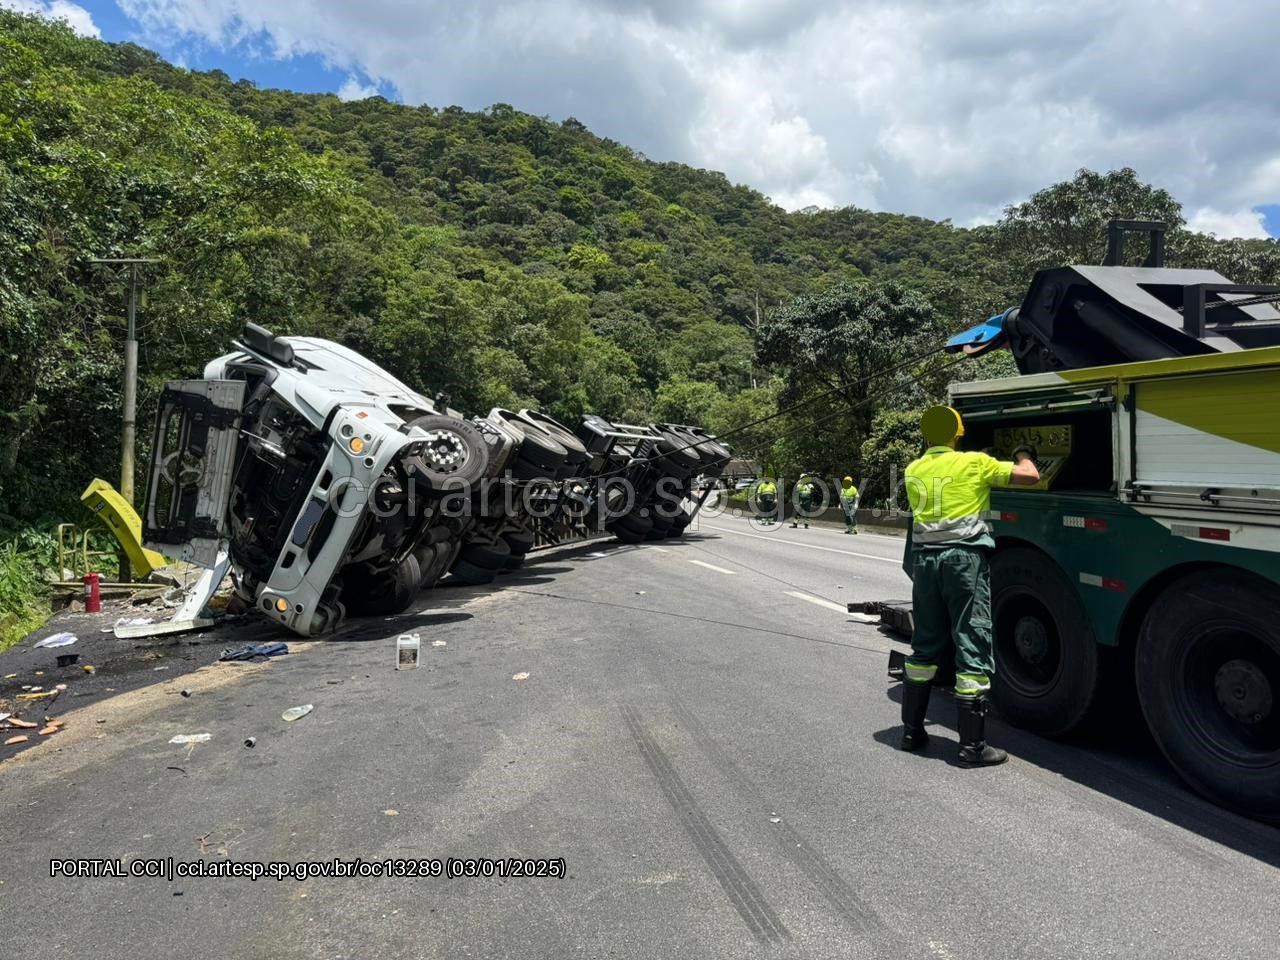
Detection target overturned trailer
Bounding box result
[142,324,728,637]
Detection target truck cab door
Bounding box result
[142,380,246,568]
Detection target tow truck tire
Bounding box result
[405,415,490,490]
[991,547,1099,736]
[1136,570,1280,823]
[345,553,421,617]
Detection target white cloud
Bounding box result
[3,0,100,36]
[114,1,1280,228]
[1186,207,1269,240]
[337,75,378,101]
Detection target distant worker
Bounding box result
[790,474,817,528]
[899,405,1039,766]
[756,477,778,525]
[839,476,859,534]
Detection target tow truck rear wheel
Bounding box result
[1137,570,1280,823]
[991,547,1100,736]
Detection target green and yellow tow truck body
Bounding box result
[924,223,1280,821]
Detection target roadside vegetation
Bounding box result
[3,9,1280,636]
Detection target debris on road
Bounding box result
[33,632,77,649]
[7,718,37,729]
[17,691,56,701]
[281,704,313,722]
[219,642,289,662]
[243,737,256,748]
[396,634,420,670]
[83,665,95,674]
[180,689,192,698]
[432,640,447,648]
[169,733,212,745]
[512,671,530,681]
[5,735,29,745]
[384,809,399,816]
[38,725,59,736]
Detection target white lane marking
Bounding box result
[650,547,671,553]
[700,523,899,564]
[785,591,848,614]
[687,559,737,575]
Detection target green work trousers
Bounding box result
[906,546,995,697]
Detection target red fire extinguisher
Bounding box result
[83,572,101,614]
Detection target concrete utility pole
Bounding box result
[90,257,157,506]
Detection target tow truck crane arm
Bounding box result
[947,220,1280,373]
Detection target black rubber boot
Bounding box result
[899,680,932,752]
[956,695,1008,767]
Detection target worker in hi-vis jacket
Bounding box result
[899,405,1039,766]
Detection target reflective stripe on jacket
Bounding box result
[904,446,1013,548]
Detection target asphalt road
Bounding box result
[3,515,1278,959]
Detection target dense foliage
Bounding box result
[4,10,1280,643]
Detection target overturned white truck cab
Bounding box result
[142,324,728,637]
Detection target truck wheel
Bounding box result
[345,554,421,617]
[502,529,536,557]
[991,547,1099,736]
[449,557,497,586]
[404,415,490,489]
[459,539,511,570]
[645,514,675,540]
[609,512,652,544]
[1136,570,1280,823]
[414,542,453,589]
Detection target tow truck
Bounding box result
[877,222,1280,822]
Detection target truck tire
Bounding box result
[414,542,454,589]
[1136,570,1280,823]
[991,547,1100,736]
[404,415,490,490]
[459,539,511,570]
[489,409,567,470]
[344,553,421,617]
[449,557,497,586]
[645,513,674,540]
[502,529,536,557]
[609,511,652,544]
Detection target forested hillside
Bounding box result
[3,10,1280,643]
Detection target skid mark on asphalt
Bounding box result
[620,705,790,944]
[666,697,888,938]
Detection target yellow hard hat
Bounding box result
[921,405,964,445]
[842,476,854,484]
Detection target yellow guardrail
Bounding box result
[79,478,169,580]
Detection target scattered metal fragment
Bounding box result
[169,733,212,745]
[281,704,313,722]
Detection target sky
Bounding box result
[9,0,1280,238]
